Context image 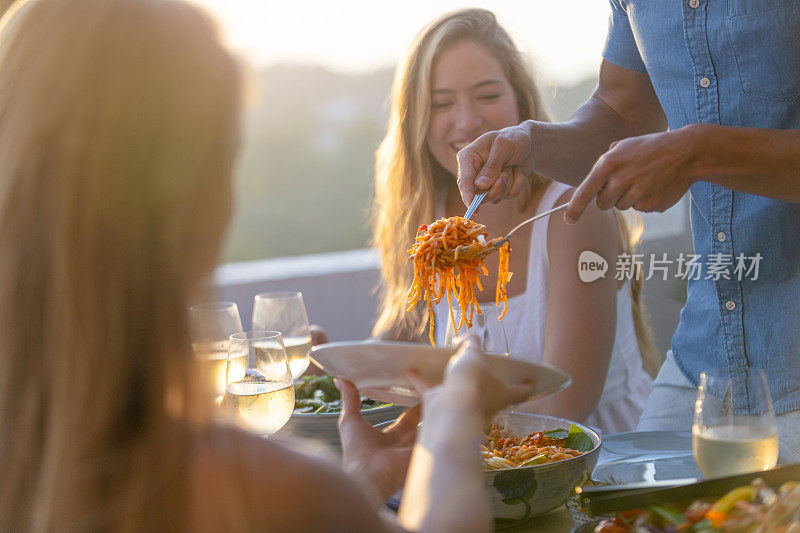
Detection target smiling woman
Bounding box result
[371,8,659,436]
[372,7,551,341]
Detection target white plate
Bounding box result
[592,430,700,484]
[310,340,571,407]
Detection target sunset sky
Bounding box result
[193,1,610,84]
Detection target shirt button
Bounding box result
[700,77,711,88]
[716,231,727,242]
[725,300,736,312]
[689,0,700,7]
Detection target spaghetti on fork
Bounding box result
[406,216,511,345]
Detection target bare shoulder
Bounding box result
[189,427,397,533]
[547,188,618,259]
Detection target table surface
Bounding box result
[500,505,574,532]
[385,496,577,532]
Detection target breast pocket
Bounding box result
[726,2,800,100]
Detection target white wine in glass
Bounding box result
[692,367,778,478]
[223,331,294,436]
[252,291,312,379]
[188,301,245,404]
[444,302,509,356]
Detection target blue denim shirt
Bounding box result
[604,0,800,415]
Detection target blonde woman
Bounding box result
[373,8,659,434]
[0,0,534,531]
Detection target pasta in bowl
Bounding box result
[484,412,601,529]
[482,421,589,470]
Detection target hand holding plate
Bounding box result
[444,336,537,419]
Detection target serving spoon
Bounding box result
[440,202,570,263]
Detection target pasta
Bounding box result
[481,423,585,470]
[406,216,511,345]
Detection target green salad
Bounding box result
[293,375,391,414]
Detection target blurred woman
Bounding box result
[372,8,659,434]
[0,0,532,531]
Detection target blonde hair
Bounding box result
[371,8,661,375]
[0,0,240,530]
[614,211,662,377]
[371,8,550,339]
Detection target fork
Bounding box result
[442,202,570,263]
[463,191,488,220]
[492,202,570,248]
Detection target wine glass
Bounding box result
[222,331,295,436]
[252,291,312,379]
[444,302,509,356]
[188,301,244,404]
[692,367,778,478]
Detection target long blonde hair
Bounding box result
[614,211,662,377]
[0,0,240,530]
[371,8,550,339]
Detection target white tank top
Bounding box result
[433,182,652,434]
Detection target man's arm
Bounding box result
[529,61,667,186]
[695,125,800,201]
[457,60,667,204]
[564,121,800,223]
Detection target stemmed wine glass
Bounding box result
[188,301,245,404]
[223,331,295,436]
[252,291,312,379]
[692,367,778,478]
[444,302,509,356]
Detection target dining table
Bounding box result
[503,506,574,532]
[492,429,700,532]
[384,497,577,533]
[375,419,700,531]
[304,342,707,533]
